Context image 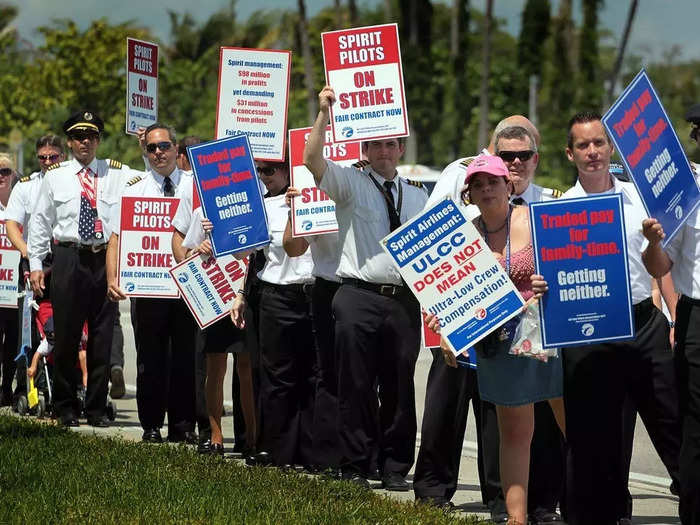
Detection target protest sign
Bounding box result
[421,316,477,368]
[288,126,360,237]
[216,48,291,161]
[188,135,269,257]
[322,23,408,143]
[125,38,158,135]
[169,253,248,329]
[603,69,700,247]
[530,195,634,348]
[117,196,179,298]
[381,198,524,355]
[0,221,19,308]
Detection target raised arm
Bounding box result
[303,85,335,185]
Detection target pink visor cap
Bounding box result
[464,154,509,185]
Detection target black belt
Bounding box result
[56,241,107,253]
[341,277,405,297]
[261,281,313,295]
[314,277,341,288]
[680,294,700,306]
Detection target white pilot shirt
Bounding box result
[307,232,341,283]
[6,171,44,240]
[111,168,191,233]
[258,194,313,285]
[663,170,700,299]
[172,176,194,234]
[562,175,650,305]
[0,203,13,249]
[28,158,131,271]
[513,182,559,204]
[319,160,429,285]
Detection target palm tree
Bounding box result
[476,0,494,150]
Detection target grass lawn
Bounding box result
[0,415,482,524]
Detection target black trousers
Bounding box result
[257,283,315,466]
[194,329,210,440]
[130,297,197,433]
[110,309,124,370]
[310,277,341,469]
[334,284,421,477]
[413,351,564,513]
[51,245,116,420]
[676,295,700,525]
[0,307,18,398]
[563,300,679,525]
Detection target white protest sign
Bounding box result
[381,198,525,355]
[322,23,409,143]
[288,125,360,237]
[216,48,292,161]
[0,221,20,308]
[125,38,158,135]
[117,196,179,298]
[169,253,248,329]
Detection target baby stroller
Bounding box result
[16,296,116,421]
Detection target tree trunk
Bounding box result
[476,0,493,150]
[348,0,359,26]
[383,0,393,20]
[334,0,343,27]
[298,0,317,125]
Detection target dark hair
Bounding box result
[567,111,609,149]
[144,123,177,144]
[178,136,202,156]
[361,137,407,149]
[35,135,64,153]
[495,126,537,153]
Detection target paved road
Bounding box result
[110,300,680,523]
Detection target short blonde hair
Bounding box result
[0,153,15,170]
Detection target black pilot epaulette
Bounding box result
[126,175,143,187]
[19,175,32,183]
[47,162,61,171]
[460,157,475,168]
[550,188,563,199]
[353,160,371,169]
[405,179,424,189]
[109,159,122,169]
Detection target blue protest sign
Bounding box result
[603,69,700,247]
[530,195,634,348]
[381,198,524,355]
[188,135,269,257]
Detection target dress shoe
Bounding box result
[529,510,566,524]
[617,519,632,525]
[168,431,198,444]
[59,416,80,427]
[341,471,370,489]
[490,511,509,523]
[381,472,410,492]
[417,497,454,511]
[142,429,163,443]
[246,451,273,467]
[109,366,125,399]
[197,439,212,454]
[87,416,110,428]
[209,442,224,456]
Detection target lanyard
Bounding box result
[480,204,513,273]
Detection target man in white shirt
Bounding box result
[106,123,198,444]
[28,110,129,428]
[641,103,700,525]
[559,112,680,525]
[304,85,428,490]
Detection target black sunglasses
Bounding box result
[37,154,61,162]
[69,131,99,142]
[146,141,173,153]
[498,150,535,162]
[257,166,277,176]
[0,168,13,177]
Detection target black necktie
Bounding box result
[383,180,401,232]
[163,176,174,197]
[512,196,525,206]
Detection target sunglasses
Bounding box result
[69,131,99,142]
[257,166,277,176]
[0,168,13,177]
[146,141,173,153]
[498,150,535,162]
[37,154,61,162]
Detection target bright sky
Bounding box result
[8,0,700,63]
